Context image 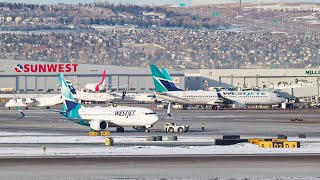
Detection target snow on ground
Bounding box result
[0,131,66,136]
[2,133,320,156]
[2,143,320,157]
[0,133,317,144]
[0,135,216,144]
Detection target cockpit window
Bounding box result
[276,95,281,98]
[145,112,156,115]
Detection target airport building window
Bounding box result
[130,88,135,91]
[141,88,146,91]
[27,89,34,92]
[37,89,43,91]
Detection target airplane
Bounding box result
[150,65,286,109]
[25,95,63,109]
[112,91,157,104]
[73,90,115,103]
[5,95,63,109]
[5,98,27,109]
[65,80,115,103]
[18,73,169,133]
[84,70,107,92]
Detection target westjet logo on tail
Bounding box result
[15,64,78,73]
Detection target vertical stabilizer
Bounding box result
[58,74,81,117]
[95,70,106,91]
[162,68,173,81]
[150,65,183,92]
[150,65,169,92]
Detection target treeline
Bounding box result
[0,2,228,30]
[94,2,184,18]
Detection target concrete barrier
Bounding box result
[222,135,241,139]
[215,139,248,145]
[167,136,178,141]
[156,136,162,141]
[146,136,156,141]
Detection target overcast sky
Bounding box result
[2,0,320,5]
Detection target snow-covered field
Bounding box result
[1,143,320,157]
[1,130,320,157]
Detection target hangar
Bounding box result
[0,59,185,93]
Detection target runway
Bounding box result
[1,155,320,179]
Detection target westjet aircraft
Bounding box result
[150,65,286,108]
[19,74,167,132]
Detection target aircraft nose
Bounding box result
[279,97,286,104]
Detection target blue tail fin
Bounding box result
[162,68,173,81]
[161,68,183,91]
[59,74,81,117]
[150,65,183,92]
[150,65,169,92]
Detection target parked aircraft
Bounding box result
[5,98,27,109]
[112,91,156,104]
[84,70,107,92]
[25,95,63,109]
[150,65,286,108]
[5,95,62,109]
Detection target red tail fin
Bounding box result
[95,70,106,91]
[99,70,106,85]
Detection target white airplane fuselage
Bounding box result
[155,91,285,106]
[76,106,159,128]
[113,93,155,103]
[74,90,114,102]
[5,99,27,108]
[26,95,63,107]
[84,83,106,92]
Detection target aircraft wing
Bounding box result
[216,92,235,104]
[207,92,240,105]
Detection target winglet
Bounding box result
[166,102,171,117]
[16,109,26,120]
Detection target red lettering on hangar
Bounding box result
[15,64,78,73]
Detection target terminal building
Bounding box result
[185,68,320,90]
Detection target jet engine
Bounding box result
[231,101,246,109]
[90,120,108,131]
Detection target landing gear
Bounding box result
[116,127,124,133]
[183,105,188,110]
